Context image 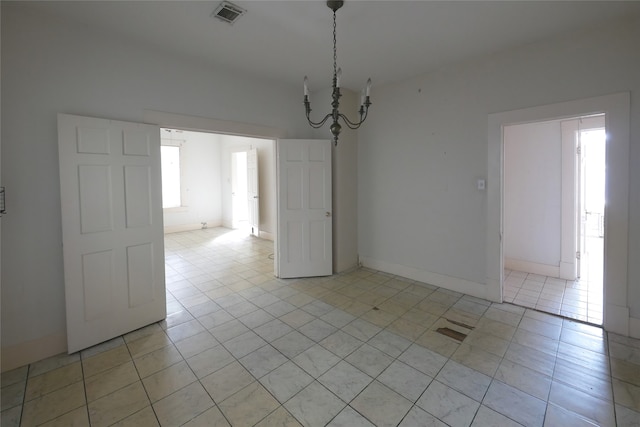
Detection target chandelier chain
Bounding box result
[333,10,337,83]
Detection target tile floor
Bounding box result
[504,235,604,325]
[2,227,639,426]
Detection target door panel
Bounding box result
[276,139,332,278]
[58,113,166,353]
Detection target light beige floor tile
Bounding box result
[166,319,207,343]
[21,381,85,426]
[548,381,615,426]
[495,359,552,401]
[153,382,214,426]
[544,403,599,427]
[414,329,460,358]
[451,343,502,377]
[338,300,372,317]
[218,381,280,426]
[284,381,345,427]
[505,342,556,377]
[483,380,546,427]
[254,406,302,427]
[25,362,83,402]
[610,358,640,386]
[400,308,438,328]
[112,406,159,427]
[615,404,640,427]
[435,360,491,402]
[133,345,183,379]
[127,331,172,358]
[88,382,150,427]
[200,361,255,403]
[187,345,236,378]
[350,381,412,427]
[359,309,398,328]
[85,361,140,402]
[1,381,26,411]
[612,378,640,411]
[398,406,445,427]
[82,345,131,378]
[474,317,517,339]
[1,405,22,427]
[142,360,197,402]
[342,319,381,341]
[28,353,81,378]
[175,331,219,359]
[1,366,28,388]
[464,331,510,357]
[280,309,316,329]
[124,323,164,343]
[416,380,479,427]
[471,405,523,427]
[40,406,89,426]
[183,406,230,427]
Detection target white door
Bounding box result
[577,133,585,277]
[276,139,332,278]
[58,114,166,353]
[247,148,260,237]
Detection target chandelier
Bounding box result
[303,0,372,146]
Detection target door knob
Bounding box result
[326,212,331,217]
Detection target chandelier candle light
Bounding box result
[303,0,372,146]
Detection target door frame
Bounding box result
[487,92,631,335]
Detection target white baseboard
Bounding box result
[1,333,67,372]
[259,230,274,241]
[504,258,559,278]
[164,221,222,234]
[359,256,489,301]
[629,316,640,339]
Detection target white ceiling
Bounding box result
[19,1,640,92]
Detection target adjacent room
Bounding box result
[2,1,640,426]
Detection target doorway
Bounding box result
[487,93,632,336]
[502,115,605,324]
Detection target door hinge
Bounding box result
[576,251,581,260]
[577,145,581,155]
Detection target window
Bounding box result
[161,144,182,208]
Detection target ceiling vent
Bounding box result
[211,1,246,25]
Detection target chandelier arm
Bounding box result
[337,114,362,130]
[338,108,370,129]
[306,112,333,128]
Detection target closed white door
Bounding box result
[58,114,166,353]
[247,148,260,237]
[276,139,332,278]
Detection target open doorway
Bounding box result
[502,115,605,325]
[230,147,260,237]
[159,128,276,280]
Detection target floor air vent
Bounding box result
[211,1,246,25]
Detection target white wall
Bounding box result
[358,16,640,332]
[162,130,222,232]
[504,120,562,271]
[0,4,311,370]
[220,135,276,239]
